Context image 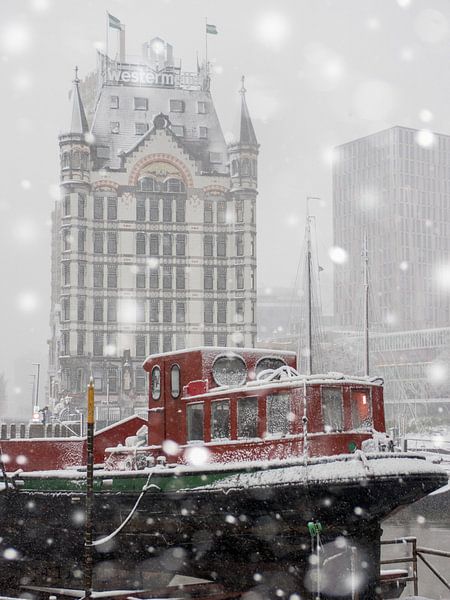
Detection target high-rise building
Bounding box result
[48,37,258,417]
[333,125,450,331]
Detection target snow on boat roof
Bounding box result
[143,346,296,362]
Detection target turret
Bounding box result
[59,67,91,185]
[228,76,259,191]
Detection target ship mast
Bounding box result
[305,207,313,376]
[363,230,370,376]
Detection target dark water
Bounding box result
[382,517,450,600]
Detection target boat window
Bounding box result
[212,354,247,386]
[187,403,204,442]
[255,357,286,377]
[351,389,372,430]
[211,400,230,439]
[151,366,161,401]
[266,393,290,436]
[237,397,258,438]
[322,387,343,432]
[171,364,180,398]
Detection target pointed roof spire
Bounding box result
[69,66,89,134]
[239,75,258,146]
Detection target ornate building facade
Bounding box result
[48,37,258,417]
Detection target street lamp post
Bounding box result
[30,374,36,417]
[32,363,40,409]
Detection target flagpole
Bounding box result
[106,11,109,60]
[205,16,208,73]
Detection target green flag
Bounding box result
[206,23,218,35]
[108,13,122,30]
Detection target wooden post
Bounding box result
[412,537,418,596]
[84,377,95,598]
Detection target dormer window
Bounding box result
[134,97,148,110]
[170,99,184,113]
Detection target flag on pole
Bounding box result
[108,12,122,30]
[206,23,218,35]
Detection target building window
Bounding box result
[136,270,145,288]
[171,125,184,137]
[170,99,184,113]
[150,334,159,354]
[241,158,250,176]
[149,267,159,289]
[110,121,120,134]
[63,261,71,285]
[77,297,86,321]
[267,393,290,436]
[204,200,213,223]
[165,178,185,193]
[93,264,103,288]
[150,299,159,323]
[96,146,110,159]
[217,201,226,224]
[136,299,145,322]
[136,372,146,393]
[217,300,227,324]
[93,231,103,254]
[136,232,146,255]
[136,198,146,221]
[250,269,255,290]
[93,369,103,392]
[107,196,117,220]
[217,233,226,257]
[108,368,118,393]
[236,300,244,323]
[236,266,244,290]
[107,298,117,322]
[163,233,172,256]
[231,159,239,177]
[77,332,85,357]
[163,198,172,222]
[187,403,204,442]
[110,95,119,109]
[322,387,343,432]
[139,177,156,192]
[72,151,81,169]
[61,297,70,321]
[107,232,117,254]
[149,198,159,221]
[163,300,172,323]
[176,266,185,290]
[149,233,159,256]
[136,335,146,357]
[62,152,70,169]
[176,234,186,256]
[176,301,185,323]
[204,267,213,290]
[62,228,71,251]
[197,101,208,114]
[204,300,214,324]
[94,298,103,322]
[134,97,148,110]
[135,122,148,135]
[61,331,70,356]
[78,228,86,253]
[176,198,185,222]
[63,195,71,216]
[204,235,213,257]
[217,266,227,291]
[236,233,244,257]
[217,333,227,346]
[237,397,258,438]
[163,333,172,352]
[210,152,222,163]
[107,264,117,288]
[250,235,255,256]
[78,262,85,288]
[93,333,103,357]
[78,193,86,218]
[204,332,214,346]
[163,266,172,290]
[94,196,103,220]
[199,126,208,139]
[211,400,230,439]
[236,200,244,223]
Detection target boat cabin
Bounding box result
[140,347,386,464]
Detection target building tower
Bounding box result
[48,37,259,423]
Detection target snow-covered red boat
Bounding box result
[0,347,447,599]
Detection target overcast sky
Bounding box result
[2,0,450,411]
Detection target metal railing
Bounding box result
[381,536,450,597]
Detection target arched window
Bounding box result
[81,152,88,171]
[151,366,161,401]
[71,151,81,169]
[251,159,257,178]
[138,176,156,192]
[164,178,185,193]
[241,158,250,176]
[231,159,239,177]
[136,232,146,255]
[62,152,70,169]
[171,364,181,398]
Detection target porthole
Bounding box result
[212,354,247,387]
[255,356,286,377]
[151,366,161,401]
